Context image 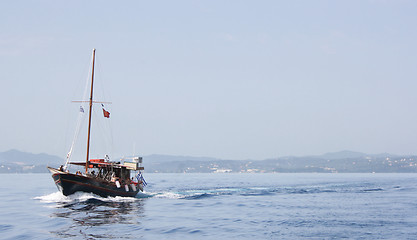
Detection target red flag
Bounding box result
[102,108,110,118]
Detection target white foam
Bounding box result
[34,191,139,204]
[107,196,138,202]
[150,191,183,199]
[34,191,69,203]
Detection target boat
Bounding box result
[47,49,146,197]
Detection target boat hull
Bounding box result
[48,167,141,197]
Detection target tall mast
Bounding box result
[85,48,96,173]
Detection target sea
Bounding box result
[1,173,417,239]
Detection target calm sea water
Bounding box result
[1,173,417,239]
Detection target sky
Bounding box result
[1,0,417,160]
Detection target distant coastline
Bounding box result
[1,149,417,173]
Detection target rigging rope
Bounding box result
[63,51,114,170]
[63,56,94,171]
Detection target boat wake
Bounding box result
[34,191,152,205]
[146,183,386,200]
[35,182,386,204]
[147,187,275,200]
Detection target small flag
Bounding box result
[102,108,110,118]
[80,106,84,113]
[136,172,147,186]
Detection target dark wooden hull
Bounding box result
[48,167,141,197]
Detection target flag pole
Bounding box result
[85,48,96,173]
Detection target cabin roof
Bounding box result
[69,161,125,168]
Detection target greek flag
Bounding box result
[136,172,147,186]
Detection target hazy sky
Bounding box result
[1,0,417,160]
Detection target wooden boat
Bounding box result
[48,49,146,197]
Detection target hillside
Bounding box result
[1,150,417,173]
[0,149,63,173]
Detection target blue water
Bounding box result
[1,173,417,239]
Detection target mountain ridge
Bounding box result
[1,149,416,173]
[0,149,63,165]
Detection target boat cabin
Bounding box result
[69,157,144,184]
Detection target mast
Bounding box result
[85,49,96,173]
